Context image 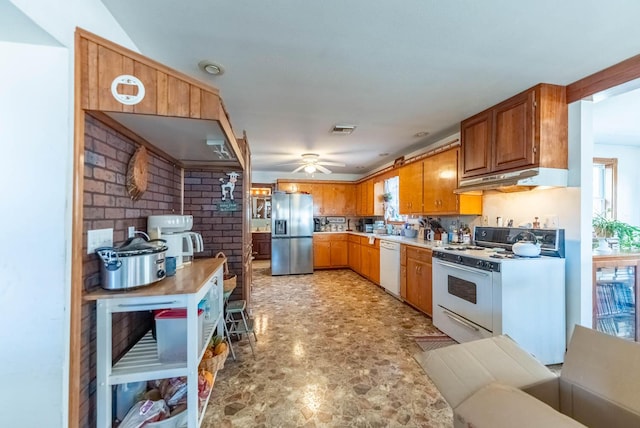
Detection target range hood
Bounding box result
[454,167,568,193]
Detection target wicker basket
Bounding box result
[199,344,229,373]
[216,252,237,293]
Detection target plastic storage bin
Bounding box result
[155,308,204,362]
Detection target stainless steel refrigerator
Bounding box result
[271,192,314,275]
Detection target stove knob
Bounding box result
[456,255,463,263]
[476,260,483,267]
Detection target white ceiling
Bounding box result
[100,0,640,175]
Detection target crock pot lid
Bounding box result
[115,237,168,255]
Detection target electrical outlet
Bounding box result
[128,226,135,238]
[87,228,113,254]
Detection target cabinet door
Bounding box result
[461,110,492,178]
[421,259,433,316]
[344,184,357,216]
[493,89,535,172]
[360,246,371,278]
[361,180,374,216]
[400,265,407,299]
[313,240,331,268]
[330,240,348,267]
[406,257,421,308]
[399,162,423,214]
[370,247,380,285]
[349,241,361,272]
[323,183,347,215]
[433,148,459,214]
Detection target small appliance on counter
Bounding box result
[95,237,168,290]
[313,217,322,232]
[147,215,204,269]
[364,218,374,233]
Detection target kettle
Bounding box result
[512,231,541,257]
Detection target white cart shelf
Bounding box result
[85,258,226,428]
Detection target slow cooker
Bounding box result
[96,237,168,290]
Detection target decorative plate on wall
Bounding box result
[126,146,148,201]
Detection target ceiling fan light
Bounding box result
[304,164,317,174]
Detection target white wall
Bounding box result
[593,143,640,225]
[0,40,70,428]
[0,2,137,427]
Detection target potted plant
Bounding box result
[592,215,640,252]
[382,192,393,202]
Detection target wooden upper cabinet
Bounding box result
[358,180,374,216]
[399,162,423,214]
[461,83,567,179]
[493,89,534,171]
[461,110,492,178]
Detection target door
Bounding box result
[290,193,313,237]
[290,237,314,274]
[272,192,290,237]
[271,237,290,275]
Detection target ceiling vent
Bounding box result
[331,124,357,135]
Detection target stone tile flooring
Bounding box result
[203,261,452,427]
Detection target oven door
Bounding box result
[433,258,494,332]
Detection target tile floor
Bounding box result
[203,261,452,427]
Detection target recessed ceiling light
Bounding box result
[413,131,429,138]
[198,60,225,76]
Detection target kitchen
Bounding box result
[5,2,640,428]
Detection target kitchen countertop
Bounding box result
[84,257,225,300]
[252,230,271,234]
[314,231,441,250]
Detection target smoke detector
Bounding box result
[330,124,357,135]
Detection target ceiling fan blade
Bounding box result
[315,164,332,174]
[291,165,306,173]
[317,161,346,167]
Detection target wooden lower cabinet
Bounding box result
[360,237,380,284]
[348,236,361,273]
[313,234,348,269]
[400,245,407,299]
[251,232,271,260]
[405,247,432,316]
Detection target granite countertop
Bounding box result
[314,231,441,250]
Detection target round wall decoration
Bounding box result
[111,74,146,105]
[126,146,148,201]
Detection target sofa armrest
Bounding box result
[454,383,587,428]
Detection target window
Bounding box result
[383,176,403,221]
[593,158,617,219]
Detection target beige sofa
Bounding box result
[417,325,640,428]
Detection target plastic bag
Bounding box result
[159,377,188,407]
[118,399,169,428]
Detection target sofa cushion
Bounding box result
[417,334,558,409]
[454,383,587,428]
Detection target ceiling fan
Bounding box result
[288,153,346,174]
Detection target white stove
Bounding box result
[432,227,567,364]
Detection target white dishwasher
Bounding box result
[379,240,401,299]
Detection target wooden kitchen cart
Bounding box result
[84,258,225,428]
[593,253,640,342]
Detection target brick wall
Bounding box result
[81,115,181,427]
[183,170,244,299]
